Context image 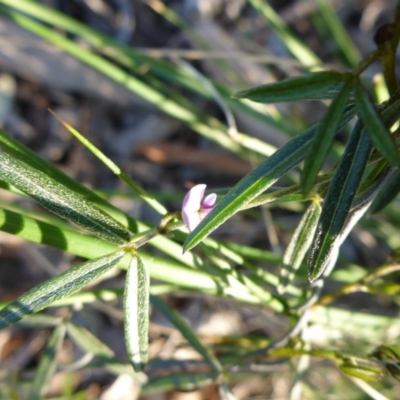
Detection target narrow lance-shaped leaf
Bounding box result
[184,106,356,252]
[355,79,400,166]
[124,255,150,372]
[0,151,131,244]
[0,202,120,259]
[301,80,352,194]
[235,71,347,103]
[150,295,222,372]
[278,198,322,294]
[370,167,400,213]
[29,324,66,400]
[0,127,138,233]
[308,120,372,282]
[0,250,125,329]
[312,167,395,282]
[0,204,269,306]
[184,129,313,252]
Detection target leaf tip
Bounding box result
[307,264,320,283]
[276,283,286,295]
[233,89,248,99]
[131,360,146,373]
[308,275,317,284]
[182,239,194,254]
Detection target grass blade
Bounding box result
[308,121,372,282]
[248,0,321,67]
[301,80,352,194]
[278,198,322,293]
[315,0,360,67]
[124,255,150,372]
[50,110,167,216]
[0,0,295,139]
[0,151,131,244]
[150,295,222,372]
[0,6,264,158]
[0,251,125,329]
[355,80,400,166]
[235,71,346,103]
[29,324,66,400]
[143,372,217,394]
[66,322,134,376]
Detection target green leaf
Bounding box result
[66,322,134,376]
[308,120,372,282]
[0,203,273,306]
[0,201,120,258]
[0,151,131,244]
[150,295,222,372]
[380,97,400,127]
[243,188,309,209]
[370,168,400,213]
[183,129,314,252]
[0,127,138,232]
[355,79,400,166]
[301,81,352,194]
[124,255,150,372]
[235,71,347,103]
[278,198,322,294]
[0,250,125,329]
[29,324,66,400]
[183,106,356,252]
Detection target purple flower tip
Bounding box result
[182,184,217,231]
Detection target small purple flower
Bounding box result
[182,184,217,231]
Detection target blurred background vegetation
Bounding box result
[0,0,399,399]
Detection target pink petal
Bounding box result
[183,211,202,232]
[182,184,206,231]
[182,184,206,213]
[202,193,217,209]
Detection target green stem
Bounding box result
[372,2,400,95]
[352,50,381,77]
[314,263,400,307]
